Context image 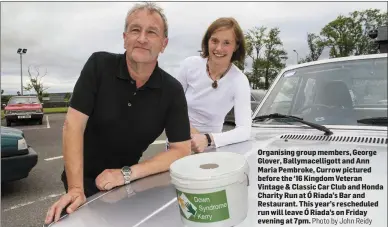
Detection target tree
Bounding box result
[350,9,388,55]
[262,28,288,89]
[244,26,287,89]
[320,15,359,58]
[246,61,262,89]
[24,65,49,101]
[299,33,325,63]
[320,9,387,58]
[1,89,3,95]
[245,26,267,88]
[234,60,246,72]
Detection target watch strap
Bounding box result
[121,166,132,184]
[204,133,212,147]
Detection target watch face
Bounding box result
[122,166,131,173]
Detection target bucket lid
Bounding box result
[170,152,248,181]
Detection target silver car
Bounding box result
[48,53,387,227]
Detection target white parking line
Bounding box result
[3,192,64,212]
[45,156,63,161]
[46,115,50,128]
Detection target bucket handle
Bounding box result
[245,173,249,186]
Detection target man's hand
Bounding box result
[95,169,124,191]
[45,188,86,224]
[191,134,208,153]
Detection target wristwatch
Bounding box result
[204,133,212,147]
[121,166,132,185]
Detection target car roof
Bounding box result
[49,127,388,226]
[282,53,387,72]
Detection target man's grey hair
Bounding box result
[124,2,169,38]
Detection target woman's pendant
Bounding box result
[212,80,218,89]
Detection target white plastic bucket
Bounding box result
[170,152,249,227]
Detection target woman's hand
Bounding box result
[191,134,208,153]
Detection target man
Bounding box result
[45,2,191,224]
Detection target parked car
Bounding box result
[3,96,44,126]
[224,89,267,124]
[47,53,387,227]
[1,126,38,182]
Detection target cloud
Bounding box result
[1,1,386,94]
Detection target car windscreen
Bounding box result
[251,90,267,101]
[8,97,40,105]
[255,57,387,126]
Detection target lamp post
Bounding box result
[17,48,27,95]
[293,49,299,64]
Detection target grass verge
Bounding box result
[43,107,68,114]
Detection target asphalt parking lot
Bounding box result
[1,113,234,227]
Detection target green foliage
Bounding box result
[299,33,325,63]
[320,9,387,58]
[24,65,49,102]
[1,95,12,106]
[243,26,287,89]
[234,60,245,72]
[64,92,71,101]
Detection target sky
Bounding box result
[1,1,386,95]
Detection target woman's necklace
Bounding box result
[206,60,232,89]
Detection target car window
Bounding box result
[303,78,317,107]
[256,57,387,126]
[8,97,40,105]
[265,76,299,115]
[352,78,386,105]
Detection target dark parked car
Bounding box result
[3,95,44,126]
[224,89,267,124]
[1,126,38,182]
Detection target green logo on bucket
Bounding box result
[176,189,230,223]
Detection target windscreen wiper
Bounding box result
[253,113,333,135]
[357,117,388,126]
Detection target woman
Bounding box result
[176,17,252,153]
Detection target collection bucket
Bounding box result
[170,152,249,227]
